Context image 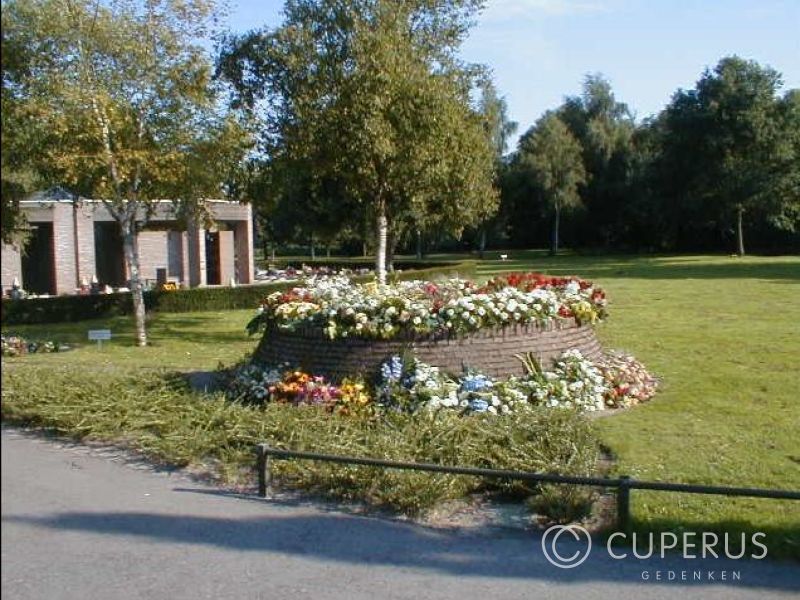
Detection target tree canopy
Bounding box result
[3,0,250,344]
[496,58,798,255]
[217,0,497,280]
[516,112,587,255]
[656,57,796,255]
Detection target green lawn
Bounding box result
[2,309,256,372]
[3,252,799,556]
[471,251,800,554]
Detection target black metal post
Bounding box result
[256,444,268,498]
[617,475,632,532]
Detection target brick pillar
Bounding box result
[73,202,96,285]
[234,206,254,284]
[187,219,206,287]
[218,230,235,286]
[52,203,78,294]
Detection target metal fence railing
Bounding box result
[255,443,800,531]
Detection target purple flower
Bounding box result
[468,398,489,413]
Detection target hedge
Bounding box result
[1,260,476,325]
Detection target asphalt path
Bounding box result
[2,427,798,600]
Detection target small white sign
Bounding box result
[88,329,112,341]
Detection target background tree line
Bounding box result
[486,57,799,256]
[244,54,798,258]
[4,0,799,276]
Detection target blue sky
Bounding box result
[223,0,800,147]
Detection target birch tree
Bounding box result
[3,0,249,345]
[517,113,587,255]
[218,0,496,283]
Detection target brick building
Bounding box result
[1,190,254,296]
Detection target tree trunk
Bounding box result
[550,204,560,256]
[736,205,745,256]
[387,231,396,272]
[415,229,422,260]
[270,246,276,262]
[310,233,316,260]
[121,219,147,347]
[479,227,487,259]
[326,244,331,258]
[375,205,388,284]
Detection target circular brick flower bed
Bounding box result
[254,320,602,380]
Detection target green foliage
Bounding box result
[0,3,47,245]
[514,351,544,380]
[527,483,596,525]
[1,366,599,518]
[479,80,519,161]
[3,0,244,204]
[217,0,497,278]
[2,0,251,344]
[656,56,795,255]
[516,112,587,254]
[496,63,798,254]
[771,89,800,232]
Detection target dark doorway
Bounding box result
[94,222,125,286]
[21,222,55,294]
[205,231,221,285]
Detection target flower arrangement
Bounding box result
[597,351,659,408]
[254,264,372,283]
[225,349,657,416]
[247,272,607,340]
[225,362,372,415]
[270,370,341,406]
[515,349,609,411]
[1,335,68,357]
[377,355,460,414]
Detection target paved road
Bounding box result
[2,427,798,600]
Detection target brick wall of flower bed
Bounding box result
[254,320,603,379]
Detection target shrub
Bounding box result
[2,364,599,519]
[527,483,597,524]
